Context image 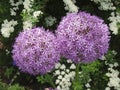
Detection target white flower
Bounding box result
[85,83,91,88]
[67,82,71,86]
[71,0,76,3]
[60,64,66,70]
[106,61,120,90]
[6,49,10,55]
[91,0,116,10]
[109,64,114,68]
[9,0,23,16]
[105,87,110,90]
[58,75,63,80]
[108,12,120,35]
[70,71,75,76]
[108,77,120,87]
[88,78,92,82]
[54,70,60,76]
[10,9,16,16]
[106,73,111,77]
[23,0,33,12]
[66,69,70,73]
[114,62,119,67]
[70,64,76,69]
[1,19,17,38]
[109,21,118,35]
[59,81,64,86]
[100,55,106,60]
[55,63,61,69]
[57,86,61,90]
[54,60,76,90]
[62,78,66,82]
[87,89,91,90]
[67,59,72,63]
[55,79,60,84]
[23,20,32,30]
[63,0,78,12]
[61,71,65,75]
[45,16,56,27]
[33,11,43,18]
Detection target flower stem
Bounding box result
[75,64,80,82]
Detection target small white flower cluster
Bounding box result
[45,16,56,27]
[108,12,120,35]
[105,63,120,90]
[91,0,116,10]
[23,0,33,13]
[54,59,76,90]
[1,19,18,38]
[5,49,10,55]
[9,0,23,16]
[33,11,43,18]
[105,62,120,90]
[22,0,33,30]
[23,20,33,30]
[63,0,79,12]
[22,0,43,30]
[85,79,92,90]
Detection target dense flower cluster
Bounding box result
[1,19,18,38]
[23,0,33,13]
[22,0,43,30]
[12,27,60,75]
[105,59,120,90]
[56,12,110,63]
[108,12,120,35]
[85,79,92,90]
[105,62,120,90]
[45,16,57,27]
[91,0,116,10]
[54,59,76,90]
[33,11,43,18]
[9,0,23,16]
[63,0,78,12]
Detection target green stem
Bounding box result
[75,64,80,82]
[46,74,55,88]
[9,71,20,85]
[49,80,55,88]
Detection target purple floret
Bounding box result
[56,12,110,63]
[12,27,60,75]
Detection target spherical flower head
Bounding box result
[56,11,110,63]
[12,27,60,75]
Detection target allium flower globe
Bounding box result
[56,12,110,63]
[12,27,60,75]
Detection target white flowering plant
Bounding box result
[0,0,120,90]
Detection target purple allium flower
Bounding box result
[56,12,110,63]
[12,27,60,75]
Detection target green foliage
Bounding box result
[80,60,101,84]
[33,0,48,11]
[7,84,25,90]
[4,67,14,79]
[105,50,117,63]
[72,64,83,90]
[72,81,83,90]
[81,60,101,74]
[0,0,11,23]
[72,60,101,90]
[21,11,39,25]
[37,74,55,88]
[0,78,24,90]
[0,80,8,90]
